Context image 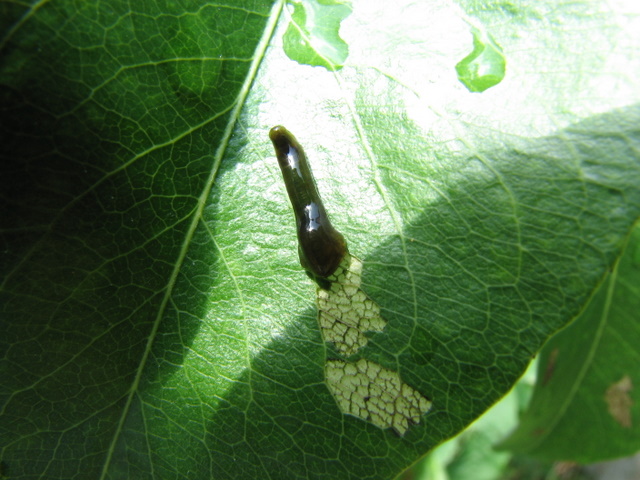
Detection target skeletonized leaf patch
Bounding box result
[317,254,386,356]
[318,254,432,436]
[326,358,432,436]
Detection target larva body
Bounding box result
[269,125,347,281]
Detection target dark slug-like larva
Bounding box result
[269,125,347,281]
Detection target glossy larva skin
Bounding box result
[269,125,347,280]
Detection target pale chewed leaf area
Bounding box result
[317,253,432,436]
[326,358,433,436]
[318,254,386,356]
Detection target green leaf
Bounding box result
[498,222,640,462]
[455,27,506,92]
[403,362,536,480]
[282,0,351,69]
[1,0,640,478]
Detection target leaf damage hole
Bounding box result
[605,374,633,428]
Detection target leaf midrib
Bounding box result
[98,1,284,476]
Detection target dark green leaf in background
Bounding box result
[1,0,639,478]
[499,222,640,462]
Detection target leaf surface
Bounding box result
[499,223,640,462]
[1,0,640,478]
